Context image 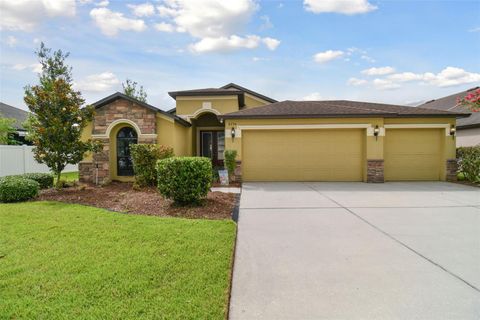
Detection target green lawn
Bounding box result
[56,171,79,182]
[0,202,236,319]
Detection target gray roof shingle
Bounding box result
[0,102,29,130]
[220,100,470,119]
[417,87,480,128]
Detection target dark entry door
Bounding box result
[200,130,225,166]
[117,127,137,176]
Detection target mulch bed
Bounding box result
[38,182,236,220]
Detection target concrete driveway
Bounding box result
[229,182,480,320]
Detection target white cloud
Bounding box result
[76,72,120,92]
[30,63,43,73]
[128,2,155,17]
[362,66,395,76]
[90,8,147,37]
[304,0,377,15]
[154,0,277,53]
[302,92,324,100]
[6,35,17,47]
[0,0,76,31]
[360,54,375,63]
[96,0,109,7]
[424,67,480,87]
[387,72,423,82]
[347,77,368,86]
[373,78,400,90]
[262,37,280,50]
[190,35,278,53]
[11,63,42,73]
[156,0,258,38]
[313,50,344,63]
[154,22,175,32]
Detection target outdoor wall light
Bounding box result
[373,125,380,140]
[231,127,236,140]
[450,125,456,137]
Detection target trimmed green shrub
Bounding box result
[0,176,39,202]
[131,144,174,187]
[457,146,480,182]
[157,157,212,205]
[13,173,54,189]
[224,150,237,181]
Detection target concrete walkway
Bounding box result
[229,182,480,320]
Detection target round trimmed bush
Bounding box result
[21,173,54,189]
[0,176,40,203]
[157,157,212,205]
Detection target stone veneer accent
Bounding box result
[80,98,157,184]
[367,159,384,183]
[233,161,242,182]
[446,159,458,182]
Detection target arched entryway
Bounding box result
[192,112,225,166]
[116,127,137,176]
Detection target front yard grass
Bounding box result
[0,201,236,319]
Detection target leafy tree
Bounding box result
[458,88,480,112]
[0,114,18,145]
[24,43,100,188]
[122,79,147,102]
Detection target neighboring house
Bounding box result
[79,83,467,184]
[418,87,480,147]
[0,102,30,145]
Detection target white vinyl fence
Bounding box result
[0,145,78,177]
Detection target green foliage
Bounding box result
[157,157,212,205]
[23,43,101,188]
[0,201,236,319]
[122,79,147,103]
[8,173,54,189]
[0,176,39,202]
[0,114,18,145]
[224,150,237,179]
[457,146,480,182]
[131,144,174,187]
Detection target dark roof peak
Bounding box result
[92,92,190,127]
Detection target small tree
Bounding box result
[458,88,480,112]
[0,114,18,145]
[122,79,147,102]
[24,43,100,188]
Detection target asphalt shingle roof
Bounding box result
[220,100,470,119]
[417,86,480,128]
[0,102,29,130]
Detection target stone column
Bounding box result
[446,159,458,182]
[367,159,384,183]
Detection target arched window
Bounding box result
[116,127,137,176]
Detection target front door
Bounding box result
[117,127,137,176]
[200,130,225,166]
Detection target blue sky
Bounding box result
[1,0,479,111]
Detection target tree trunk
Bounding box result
[55,171,62,189]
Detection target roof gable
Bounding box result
[92,92,190,127]
[220,83,277,103]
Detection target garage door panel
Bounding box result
[242,129,363,181]
[385,129,441,181]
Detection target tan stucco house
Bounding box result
[79,83,468,184]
